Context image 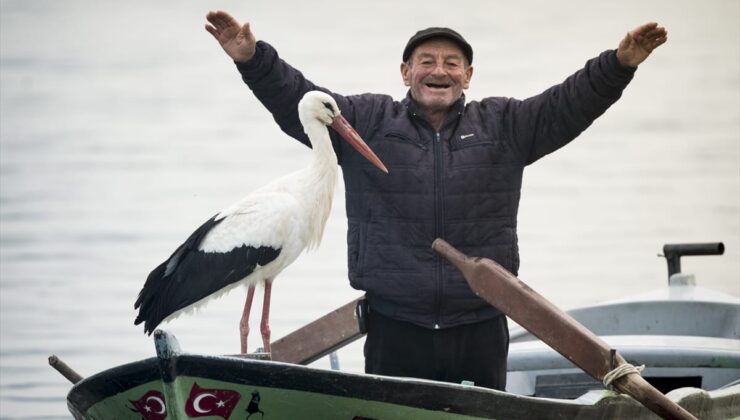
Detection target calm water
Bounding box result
[1,0,738,417]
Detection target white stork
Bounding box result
[134,91,387,354]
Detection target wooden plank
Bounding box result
[269,297,364,365]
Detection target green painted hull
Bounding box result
[66,332,739,420]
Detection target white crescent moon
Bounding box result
[146,396,166,414]
[193,393,217,414]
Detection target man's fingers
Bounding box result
[211,15,230,31]
[206,10,238,32]
[643,27,667,41]
[242,22,252,37]
[205,24,218,38]
[653,36,668,48]
[629,23,667,51]
[205,11,224,28]
[636,22,659,34]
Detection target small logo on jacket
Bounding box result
[460,133,475,140]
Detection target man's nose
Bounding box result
[431,63,446,75]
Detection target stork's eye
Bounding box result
[322,102,333,112]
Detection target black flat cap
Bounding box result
[402,27,473,64]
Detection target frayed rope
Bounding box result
[603,363,645,388]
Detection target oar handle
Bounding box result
[48,355,83,384]
[432,238,698,420]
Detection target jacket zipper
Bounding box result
[433,131,443,329]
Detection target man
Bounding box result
[205,11,667,390]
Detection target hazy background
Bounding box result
[1,0,738,417]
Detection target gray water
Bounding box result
[1,0,738,417]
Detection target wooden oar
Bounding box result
[432,238,698,420]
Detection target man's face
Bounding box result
[401,38,473,114]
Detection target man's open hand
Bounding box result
[205,11,257,63]
[616,22,667,68]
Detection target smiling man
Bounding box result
[205,12,667,389]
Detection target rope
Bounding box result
[603,363,645,388]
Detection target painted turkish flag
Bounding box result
[184,382,241,418]
[129,390,167,420]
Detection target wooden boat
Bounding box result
[60,330,736,420]
[54,243,739,419]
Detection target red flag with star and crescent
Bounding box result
[185,382,241,418]
[129,390,167,420]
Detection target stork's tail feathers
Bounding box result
[134,214,223,334]
[134,261,170,335]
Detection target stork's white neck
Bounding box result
[299,120,338,250]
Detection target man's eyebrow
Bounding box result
[415,51,464,61]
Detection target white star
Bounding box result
[216,400,226,408]
[144,405,152,412]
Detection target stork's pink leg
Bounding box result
[240,285,256,354]
[260,280,273,353]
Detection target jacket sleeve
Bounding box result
[234,41,348,157]
[503,49,636,165]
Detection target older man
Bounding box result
[205,11,666,389]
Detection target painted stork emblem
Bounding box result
[129,390,167,420]
[246,390,265,418]
[184,382,241,418]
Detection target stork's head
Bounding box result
[298,91,388,173]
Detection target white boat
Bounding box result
[506,242,739,401]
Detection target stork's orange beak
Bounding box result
[331,114,389,174]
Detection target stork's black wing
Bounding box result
[134,214,280,334]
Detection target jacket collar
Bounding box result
[402,91,466,131]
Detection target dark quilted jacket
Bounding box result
[236,41,635,329]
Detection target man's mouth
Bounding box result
[425,82,451,90]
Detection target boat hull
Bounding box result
[68,347,739,420]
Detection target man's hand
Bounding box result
[616,22,667,68]
[205,11,256,63]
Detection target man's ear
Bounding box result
[463,65,473,89]
[400,62,411,86]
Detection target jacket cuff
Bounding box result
[607,49,637,76]
[234,41,267,76]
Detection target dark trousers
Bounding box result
[363,309,509,390]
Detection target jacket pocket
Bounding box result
[450,135,497,151]
[347,217,369,284]
[384,131,428,150]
